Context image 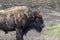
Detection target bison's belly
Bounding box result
[0,23,15,31]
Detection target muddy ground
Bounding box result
[0,0,60,40]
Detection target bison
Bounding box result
[0,6,44,40]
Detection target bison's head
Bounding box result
[29,9,44,31]
[23,9,45,35]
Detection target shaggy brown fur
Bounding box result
[0,6,44,40]
[0,6,29,40]
[0,6,29,24]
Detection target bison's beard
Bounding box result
[23,17,44,35]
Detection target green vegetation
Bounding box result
[42,23,60,37]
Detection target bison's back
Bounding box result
[0,6,30,34]
[0,6,29,24]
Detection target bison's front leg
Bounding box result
[16,27,23,40]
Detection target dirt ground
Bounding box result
[0,0,60,40]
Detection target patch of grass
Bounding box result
[42,23,60,37]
